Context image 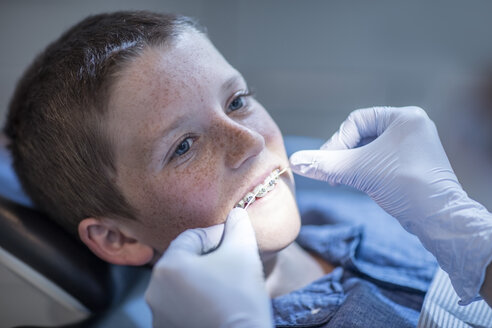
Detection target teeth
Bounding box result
[236,199,245,208]
[253,184,268,198]
[263,176,275,191]
[236,168,287,208]
[244,192,255,204]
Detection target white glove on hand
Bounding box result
[289,106,492,304]
[145,208,273,328]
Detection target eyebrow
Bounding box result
[149,74,244,162]
[221,74,244,95]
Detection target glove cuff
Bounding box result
[421,197,492,304]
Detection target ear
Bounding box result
[78,217,154,266]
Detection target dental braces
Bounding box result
[235,167,289,210]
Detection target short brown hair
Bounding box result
[4,11,204,235]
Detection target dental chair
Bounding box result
[0,138,152,328]
[0,134,346,328]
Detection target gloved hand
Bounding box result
[289,106,492,304]
[145,208,273,328]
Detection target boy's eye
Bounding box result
[174,137,193,156]
[228,96,245,111]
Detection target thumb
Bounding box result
[320,106,391,151]
[289,148,361,185]
[166,223,225,256]
[219,208,258,251]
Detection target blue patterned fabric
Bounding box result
[271,188,438,327]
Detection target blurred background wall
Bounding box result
[1,0,491,208]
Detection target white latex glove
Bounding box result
[289,106,492,304]
[145,208,273,328]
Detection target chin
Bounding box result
[246,173,301,255]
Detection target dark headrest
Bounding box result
[0,196,114,312]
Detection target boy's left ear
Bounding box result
[78,217,154,266]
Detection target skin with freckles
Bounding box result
[98,30,301,262]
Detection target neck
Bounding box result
[262,242,331,298]
[261,251,279,278]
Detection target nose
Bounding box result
[212,117,265,169]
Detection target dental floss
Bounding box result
[278,167,290,175]
[243,187,262,210]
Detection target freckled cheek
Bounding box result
[180,177,214,210]
[168,160,227,227]
[141,174,225,242]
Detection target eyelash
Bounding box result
[227,90,254,113]
[170,134,196,161]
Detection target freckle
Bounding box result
[226,128,250,161]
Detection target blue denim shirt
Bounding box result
[271,189,438,327]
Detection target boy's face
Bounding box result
[107,31,300,258]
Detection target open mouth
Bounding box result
[235,167,289,209]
